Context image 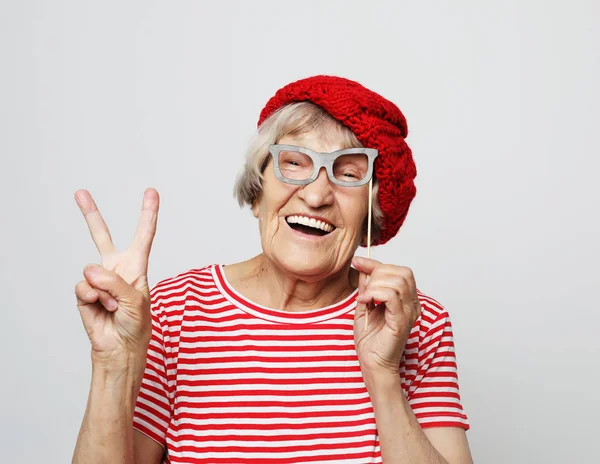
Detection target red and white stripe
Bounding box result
[133,264,469,463]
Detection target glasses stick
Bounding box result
[365,177,373,331]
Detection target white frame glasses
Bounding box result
[268,144,378,187]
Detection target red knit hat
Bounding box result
[258,75,417,246]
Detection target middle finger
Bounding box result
[366,273,415,302]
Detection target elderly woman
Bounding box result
[73,76,472,463]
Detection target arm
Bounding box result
[364,373,472,464]
[424,428,473,464]
[73,357,165,464]
[73,357,147,463]
[352,257,472,464]
[134,431,165,463]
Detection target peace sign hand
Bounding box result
[74,188,159,367]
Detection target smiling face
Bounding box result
[252,129,370,280]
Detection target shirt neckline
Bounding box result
[211,264,357,324]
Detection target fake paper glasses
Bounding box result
[269,144,378,187]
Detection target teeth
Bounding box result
[286,215,334,233]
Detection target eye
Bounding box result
[340,169,360,179]
[333,153,368,182]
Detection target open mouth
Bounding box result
[285,215,335,237]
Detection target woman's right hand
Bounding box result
[74,188,160,367]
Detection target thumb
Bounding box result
[352,256,381,275]
[83,265,140,305]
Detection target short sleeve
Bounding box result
[133,292,172,446]
[407,308,470,430]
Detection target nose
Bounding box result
[297,167,334,207]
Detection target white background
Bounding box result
[1,1,599,462]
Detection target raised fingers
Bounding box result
[129,188,160,261]
[75,190,116,256]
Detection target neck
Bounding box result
[229,254,358,312]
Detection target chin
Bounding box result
[271,247,339,279]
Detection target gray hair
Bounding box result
[233,101,383,245]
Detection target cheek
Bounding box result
[340,195,369,231]
[258,182,298,224]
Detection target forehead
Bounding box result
[278,126,361,154]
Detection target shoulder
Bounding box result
[149,264,220,314]
[415,289,452,335]
[408,291,460,370]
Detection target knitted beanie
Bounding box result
[258,75,417,246]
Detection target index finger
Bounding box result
[75,189,116,256]
[129,188,160,259]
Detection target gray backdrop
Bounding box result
[1,1,599,462]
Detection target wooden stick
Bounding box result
[365,177,373,331]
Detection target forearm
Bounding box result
[73,356,146,464]
[365,373,448,464]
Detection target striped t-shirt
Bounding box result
[133,264,469,463]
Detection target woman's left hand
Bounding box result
[352,256,422,378]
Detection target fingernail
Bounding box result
[106,298,118,311]
[75,190,87,207]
